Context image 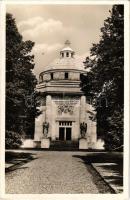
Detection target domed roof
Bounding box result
[61,46,74,52]
[43,40,86,72]
[44,57,85,71]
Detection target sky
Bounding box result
[7,4,112,78]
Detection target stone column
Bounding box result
[80,95,86,123]
[79,95,88,149]
[45,95,52,138]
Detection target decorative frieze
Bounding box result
[54,97,79,115]
[57,102,74,115]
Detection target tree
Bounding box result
[81,5,124,150]
[6,13,39,147]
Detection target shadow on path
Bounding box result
[73,152,123,193]
[5,151,37,173]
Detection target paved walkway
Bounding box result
[92,163,123,193]
[6,151,112,194]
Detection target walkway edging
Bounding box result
[91,163,116,194]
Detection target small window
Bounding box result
[65,72,68,79]
[80,73,83,80]
[51,72,53,80]
[66,52,69,57]
[62,53,64,58]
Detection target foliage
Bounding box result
[81,5,124,150]
[6,131,22,149]
[6,13,39,146]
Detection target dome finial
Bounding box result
[65,40,71,46]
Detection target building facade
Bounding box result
[34,41,97,149]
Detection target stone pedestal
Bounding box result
[33,141,41,148]
[21,139,34,148]
[41,138,50,148]
[79,138,88,149]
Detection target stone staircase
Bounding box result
[50,140,79,151]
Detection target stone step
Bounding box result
[50,141,79,151]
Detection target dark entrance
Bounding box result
[66,128,71,140]
[59,127,71,141]
[59,127,65,141]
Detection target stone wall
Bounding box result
[34,95,97,148]
[53,72,64,80]
[69,72,80,80]
[41,71,80,82]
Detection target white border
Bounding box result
[3,0,129,5]
[124,1,130,199]
[0,1,129,200]
[0,0,5,198]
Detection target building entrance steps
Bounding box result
[50,140,79,151]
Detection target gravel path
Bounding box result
[6,151,111,194]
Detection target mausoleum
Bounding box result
[33,40,98,149]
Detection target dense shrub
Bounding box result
[5,130,22,149]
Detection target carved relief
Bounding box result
[57,102,74,115]
[53,96,79,115]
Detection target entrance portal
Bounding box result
[59,127,65,141]
[59,121,72,141]
[66,128,71,140]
